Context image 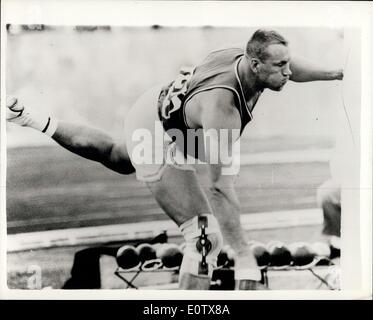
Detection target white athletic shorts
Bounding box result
[124,85,196,182]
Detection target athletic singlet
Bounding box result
[157,47,261,136]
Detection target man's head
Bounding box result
[245,29,292,91]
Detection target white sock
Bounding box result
[41,117,59,137]
[7,98,58,137]
[330,236,341,249]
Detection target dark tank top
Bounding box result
[157,47,260,159]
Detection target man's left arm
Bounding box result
[290,56,343,82]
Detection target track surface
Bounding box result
[7,224,326,289]
[6,141,331,234]
[6,139,333,289]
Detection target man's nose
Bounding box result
[283,64,292,77]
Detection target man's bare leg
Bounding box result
[146,165,220,290]
[52,121,135,174]
[6,96,135,175]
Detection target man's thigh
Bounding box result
[124,84,165,179]
[146,164,213,226]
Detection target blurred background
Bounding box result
[6,25,346,145]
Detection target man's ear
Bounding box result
[250,58,260,73]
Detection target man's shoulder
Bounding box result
[209,45,244,55]
[196,87,237,107]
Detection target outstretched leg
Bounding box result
[52,121,135,174]
[6,95,135,175]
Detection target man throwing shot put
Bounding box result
[6,29,343,290]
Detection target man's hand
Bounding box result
[335,69,344,81]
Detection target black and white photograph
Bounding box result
[1,1,371,299]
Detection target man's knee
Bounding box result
[179,214,223,279]
[317,180,341,207]
[102,142,136,175]
[317,180,341,237]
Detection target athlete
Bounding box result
[317,179,341,257]
[6,29,343,290]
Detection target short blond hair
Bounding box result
[246,29,288,61]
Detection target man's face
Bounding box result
[256,44,292,91]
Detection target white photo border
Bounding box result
[0,0,372,300]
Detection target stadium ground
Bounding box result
[7,224,329,290]
[6,136,335,289]
[6,136,332,234]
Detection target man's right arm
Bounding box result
[198,90,248,254]
[199,90,261,283]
